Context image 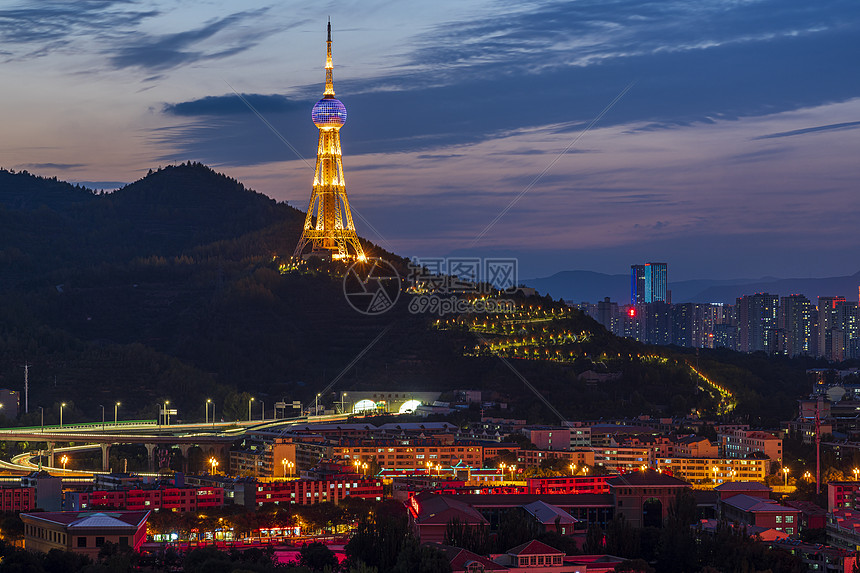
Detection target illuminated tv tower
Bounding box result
[293,21,366,262]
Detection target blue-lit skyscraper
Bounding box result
[631,262,668,304]
[645,262,668,303]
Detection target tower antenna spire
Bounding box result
[293,22,365,262]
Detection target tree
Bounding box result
[615,558,656,573]
[299,541,339,572]
[345,513,410,572]
[444,517,491,555]
[392,538,452,573]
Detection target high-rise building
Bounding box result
[736,293,779,353]
[645,262,668,303]
[631,262,668,304]
[778,294,813,357]
[631,265,647,304]
[597,297,622,336]
[818,297,848,361]
[293,21,366,262]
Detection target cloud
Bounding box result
[18,162,86,170]
[754,120,860,140]
[107,9,273,72]
[163,94,304,116]
[0,1,158,57]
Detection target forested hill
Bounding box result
[0,163,815,429]
[0,163,304,285]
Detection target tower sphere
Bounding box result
[312,97,347,127]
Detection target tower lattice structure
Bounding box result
[293,22,366,262]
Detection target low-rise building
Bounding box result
[828,482,860,513]
[718,429,783,465]
[770,539,857,573]
[522,427,571,451]
[0,485,35,512]
[655,458,766,484]
[673,435,719,458]
[251,476,383,508]
[516,449,594,470]
[333,438,483,472]
[827,509,860,551]
[592,447,653,471]
[21,511,149,557]
[607,471,691,528]
[527,476,610,495]
[785,500,827,531]
[409,493,489,544]
[491,539,571,571]
[65,485,224,513]
[720,494,800,536]
[21,471,62,511]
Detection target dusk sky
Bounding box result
[1,0,859,281]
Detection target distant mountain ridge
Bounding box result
[524,269,860,304]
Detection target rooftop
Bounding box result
[522,500,578,525]
[607,471,690,488]
[22,511,149,529]
[714,481,771,492]
[507,539,563,556]
[722,494,797,513]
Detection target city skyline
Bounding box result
[1,1,859,280]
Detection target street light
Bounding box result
[248,397,254,421]
[261,400,265,421]
[39,406,44,433]
[99,404,105,432]
[59,403,66,428]
[783,467,790,487]
[803,471,812,480]
[853,467,859,481]
[114,402,120,426]
[315,393,320,416]
[284,460,295,478]
[205,399,211,424]
[209,457,218,474]
[163,401,170,426]
[509,465,516,480]
[61,455,68,472]
[569,463,577,475]
[712,466,718,484]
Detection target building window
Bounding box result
[786,516,794,523]
[77,537,87,548]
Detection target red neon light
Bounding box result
[628,308,636,317]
